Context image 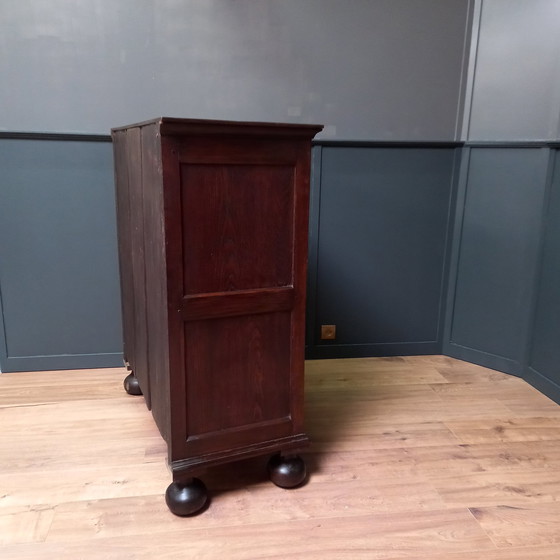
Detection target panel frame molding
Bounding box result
[0,133,121,373]
[443,143,555,378]
[306,140,463,360]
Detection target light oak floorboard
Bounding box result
[470,503,560,548]
[446,416,560,444]
[1,355,560,558]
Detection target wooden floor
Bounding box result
[2,356,560,558]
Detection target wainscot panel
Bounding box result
[525,148,560,402]
[445,146,549,376]
[306,143,459,359]
[0,135,123,372]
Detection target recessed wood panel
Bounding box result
[184,312,292,437]
[181,164,294,295]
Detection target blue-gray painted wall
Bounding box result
[525,149,560,402]
[307,145,458,358]
[0,135,461,371]
[444,147,550,376]
[3,138,558,384]
[2,0,560,409]
[0,138,122,372]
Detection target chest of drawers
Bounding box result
[112,117,322,515]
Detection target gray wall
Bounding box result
[0,0,471,140]
[466,0,560,140]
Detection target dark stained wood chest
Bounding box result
[111,117,322,515]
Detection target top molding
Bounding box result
[111,117,323,139]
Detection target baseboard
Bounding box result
[1,352,123,373]
[524,367,560,404]
[306,341,440,360]
[443,342,522,377]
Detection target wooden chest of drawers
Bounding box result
[111,117,322,515]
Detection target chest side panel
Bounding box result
[176,137,303,456]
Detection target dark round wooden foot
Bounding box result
[165,478,208,516]
[268,454,307,488]
[123,373,142,396]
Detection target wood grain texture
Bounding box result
[181,163,294,294]
[181,287,294,321]
[112,119,319,484]
[119,126,151,406]
[2,355,560,558]
[470,503,560,548]
[185,312,291,436]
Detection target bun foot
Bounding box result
[123,373,142,396]
[165,478,208,516]
[268,454,307,488]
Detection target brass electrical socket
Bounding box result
[321,324,336,340]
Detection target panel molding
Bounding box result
[459,0,482,141]
[437,148,464,346]
[442,146,471,353]
[305,145,323,353]
[0,283,9,373]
